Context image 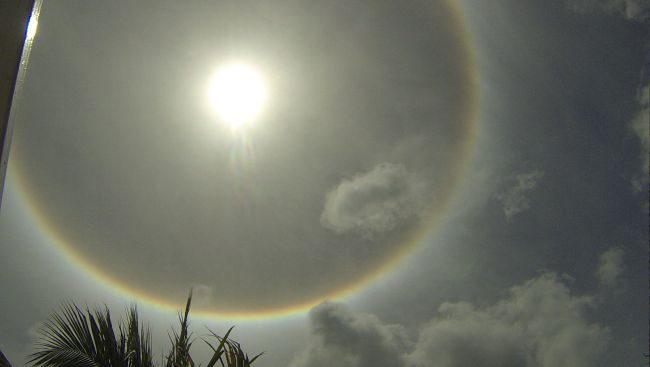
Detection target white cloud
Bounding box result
[320,163,429,238]
[291,273,610,367]
[409,273,608,367]
[595,247,625,288]
[567,0,649,21]
[630,85,649,193]
[496,170,544,221]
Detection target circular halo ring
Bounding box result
[10,0,480,321]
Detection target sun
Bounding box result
[208,63,267,128]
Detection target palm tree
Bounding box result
[26,292,261,367]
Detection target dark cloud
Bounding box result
[292,273,609,367]
[289,302,410,367]
[320,163,429,239]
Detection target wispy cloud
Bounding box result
[596,247,625,289]
[291,273,609,367]
[495,170,544,221]
[630,85,649,193]
[191,283,214,310]
[566,0,649,21]
[320,163,429,239]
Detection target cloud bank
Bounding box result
[320,163,429,238]
[291,273,609,367]
[496,170,545,221]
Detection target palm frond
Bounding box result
[87,306,124,366]
[121,306,154,367]
[0,349,13,367]
[28,303,120,367]
[204,326,233,367]
[28,292,261,367]
[204,327,262,367]
[165,292,194,367]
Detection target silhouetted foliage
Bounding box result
[0,350,13,367]
[27,292,261,367]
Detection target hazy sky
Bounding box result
[1,0,648,366]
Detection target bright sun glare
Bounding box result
[208,63,267,128]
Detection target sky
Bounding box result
[0,0,648,366]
